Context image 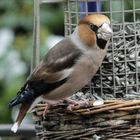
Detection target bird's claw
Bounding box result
[33,99,89,116]
[43,103,50,119]
[31,103,48,116]
[66,98,89,111]
[34,100,64,118]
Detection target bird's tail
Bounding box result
[9,85,36,133]
[9,88,35,108]
[9,92,23,108]
[11,103,32,133]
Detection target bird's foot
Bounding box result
[65,98,89,111]
[42,103,50,118]
[34,100,63,118]
[34,99,89,117]
[32,103,47,116]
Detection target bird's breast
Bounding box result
[84,48,107,70]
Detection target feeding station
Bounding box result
[33,0,140,139]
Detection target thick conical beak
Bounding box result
[97,23,113,41]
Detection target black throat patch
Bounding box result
[96,36,107,49]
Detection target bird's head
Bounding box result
[77,14,113,48]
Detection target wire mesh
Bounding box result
[64,0,140,100]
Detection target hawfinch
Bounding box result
[9,14,113,133]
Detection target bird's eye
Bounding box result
[89,23,94,29]
[89,23,98,33]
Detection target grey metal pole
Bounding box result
[31,0,40,72]
[0,124,35,137]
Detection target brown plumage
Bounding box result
[9,14,113,133]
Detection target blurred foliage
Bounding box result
[0,0,64,139]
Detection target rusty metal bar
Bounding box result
[31,0,40,72]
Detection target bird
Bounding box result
[9,13,113,133]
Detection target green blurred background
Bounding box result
[0,0,64,140]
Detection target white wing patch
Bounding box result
[59,68,74,81]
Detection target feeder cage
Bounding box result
[64,0,140,100]
[34,0,140,139]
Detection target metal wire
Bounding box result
[64,0,140,99]
[40,0,63,3]
[31,0,40,72]
[133,0,139,93]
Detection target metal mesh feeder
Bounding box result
[64,0,140,99]
[34,0,140,139]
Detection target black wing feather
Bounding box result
[9,78,67,108]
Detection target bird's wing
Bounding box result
[30,37,83,83]
[43,55,98,100]
[9,37,83,107]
